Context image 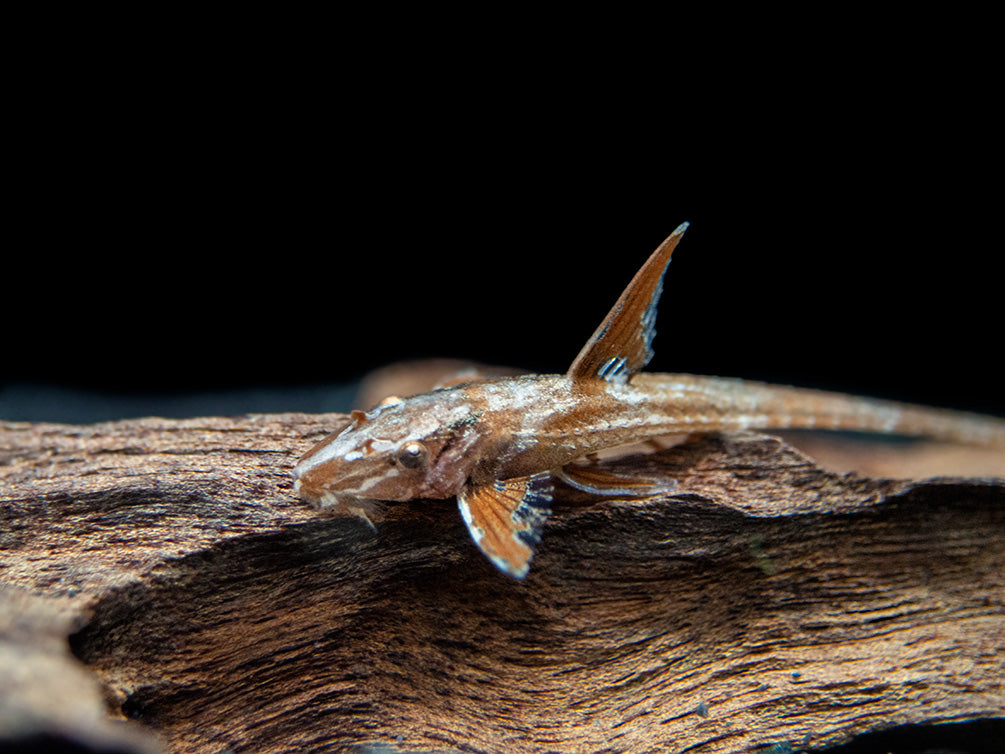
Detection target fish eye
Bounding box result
[396,441,428,469]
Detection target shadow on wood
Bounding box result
[1,413,1003,753]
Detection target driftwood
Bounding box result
[2,405,1004,753]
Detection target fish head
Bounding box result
[293,389,484,509]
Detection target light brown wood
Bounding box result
[2,413,1003,753]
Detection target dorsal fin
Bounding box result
[567,222,688,384]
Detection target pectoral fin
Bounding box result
[567,222,688,384]
[457,473,553,578]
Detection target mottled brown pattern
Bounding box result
[293,226,1005,579]
[3,416,1003,753]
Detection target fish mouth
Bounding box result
[293,476,366,510]
[293,476,349,510]
[292,477,383,531]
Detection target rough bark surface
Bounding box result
[1,410,1003,753]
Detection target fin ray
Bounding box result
[567,222,688,384]
[457,473,553,578]
[557,463,677,497]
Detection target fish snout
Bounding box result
[292,459,338,508]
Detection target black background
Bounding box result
[4,31,1001,423]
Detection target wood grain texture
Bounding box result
[2,414,1003,753]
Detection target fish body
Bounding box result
[294,223,1005,577]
